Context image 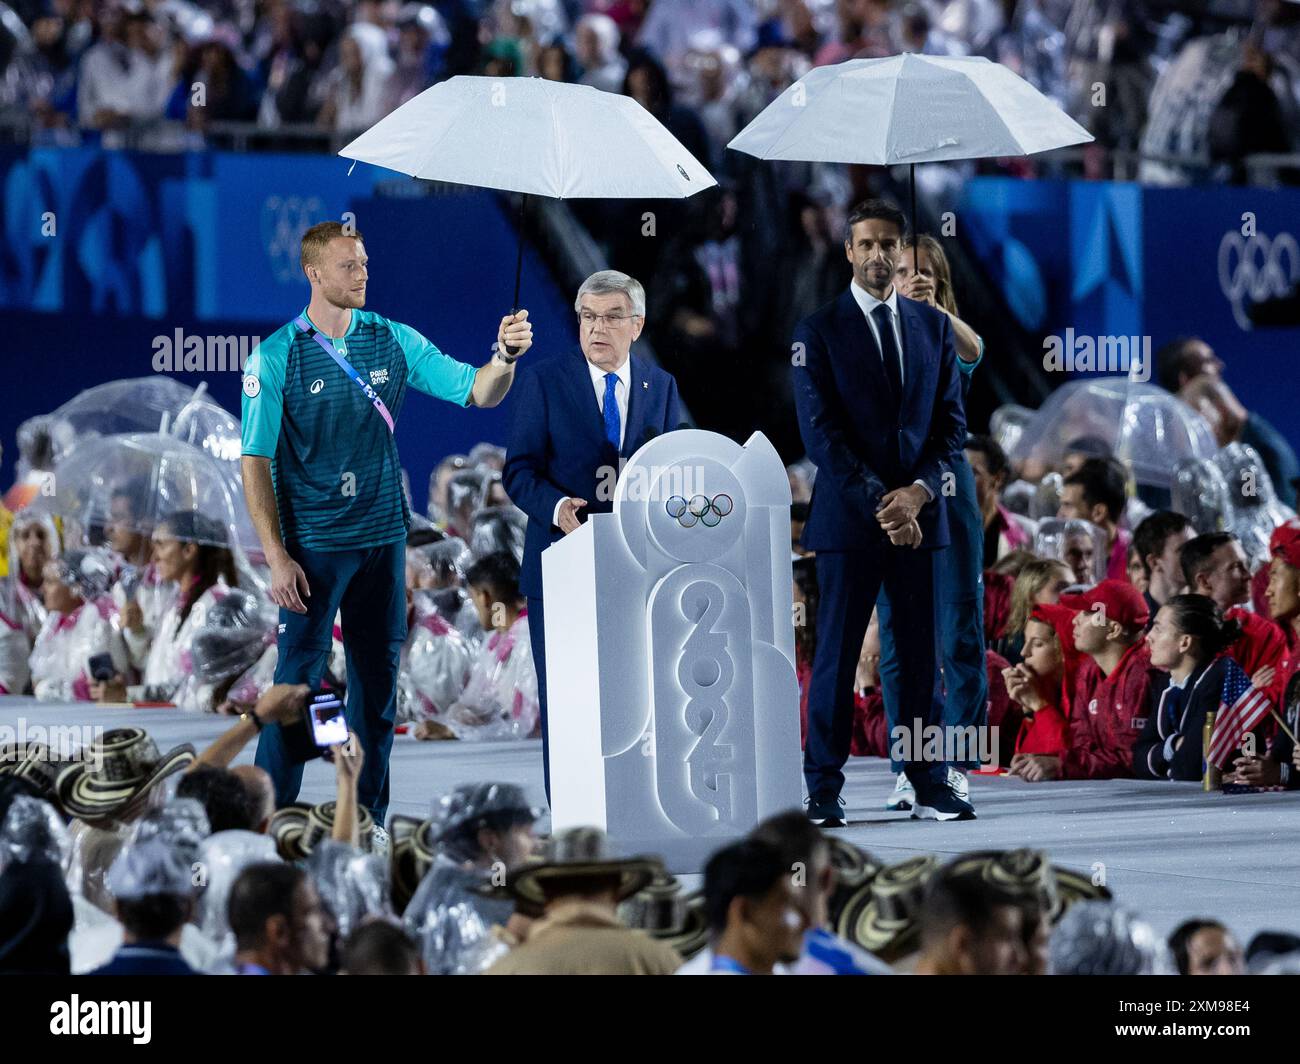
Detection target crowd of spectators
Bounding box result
[1,730,1296,974]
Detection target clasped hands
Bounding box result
[875,484,927,548]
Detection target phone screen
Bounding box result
[308,694,348,746]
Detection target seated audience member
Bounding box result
[398,547,474,728]
[484,828,679,976]
[1135,596,1250,781]
[0,794,75,975]
[232,766,276,835]
[1058,457,1131,580]
[693,838,809,976]
[1016,581,1154,781]
[1160,335,1298,509]
[403,783,541,975]
[30,549,127,701]
[340,920,422,975]
[679,812,890,975]
[965,435,1035,567]
[1006,603,1078,775]
[177,766,258,834]
[1168,918,1245,975]
[421,552,538,742]
[1061,435,1112,476]
[913,859,1029,976]
[1181,532,1287,708]
[1126,542,1149,597]
[107,511,241,709]
[1132,510,1194,620]
[999,558,1073,662]
[851,613,888,757]
[1233,522,1300,788]
[2,510,58,639]
[89,838,199,975]
[228,862,331,975]
[1049,901,1167,975]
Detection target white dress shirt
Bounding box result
[553,356,632,526]
[846,281,934,502]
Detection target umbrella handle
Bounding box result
[504,196,526,356]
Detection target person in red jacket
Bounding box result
[1005,603,1078,777]
[1180,532,1288,713]
[1013,580,1155,781]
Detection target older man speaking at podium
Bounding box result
[504,270,682,803]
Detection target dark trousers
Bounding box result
[879,457,988,770]
[526,594,550,804]
[256,540,406,825]
[805,546,943,800]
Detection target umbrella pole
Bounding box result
[909,163,918,241]
[506,195,526,355]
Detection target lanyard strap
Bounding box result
[294,314,395,434]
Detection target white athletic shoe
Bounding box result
[947,767,970,804]
[885,772,915,811]
[370,823,391,857]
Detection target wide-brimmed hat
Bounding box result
[54,729,194,822]
[945,848,1112,922]
[825,836,881,928]
[506,827,661,909]
[836,854,937,962]
[619,871,710,959]
[388,812,437,911]
[0,742,77,805]
[269,801,374,861]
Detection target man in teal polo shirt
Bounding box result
[240,220,532,835]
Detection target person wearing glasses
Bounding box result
[503,270,682,803]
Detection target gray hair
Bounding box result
[575,270,645,318]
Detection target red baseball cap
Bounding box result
[1271,520,1300,570]
[1060,579,1150,631]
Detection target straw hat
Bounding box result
[269,801,374,861]
[54,729,194,823]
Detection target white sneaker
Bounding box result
[947,767,970,804]
[885,771,915,811]
[370,823,391,857]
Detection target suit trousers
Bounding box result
[805,545,943,800]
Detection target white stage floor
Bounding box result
[5,696,1299,940]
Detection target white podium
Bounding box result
[542,429,802,872]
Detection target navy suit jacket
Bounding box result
[792,288,966,552]
[503,348,682,599]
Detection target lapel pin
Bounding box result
[642,381,649,389]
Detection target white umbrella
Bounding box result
[728,53,1092,231]
[340,75,718,311]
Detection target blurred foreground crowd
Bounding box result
[0,757,1293,975]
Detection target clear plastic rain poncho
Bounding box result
[1009,378,1218,493]
[1032,519,1109,587]
[1172,458,1231,536]
[441,609,538,741]
[28,548,129,701]
[1213,443,1298,568]
[444,468,495,538]
[304,839,394,941]
[1048,901,1171,975]
[426,454,470,528]
[468,443,507,470]
[400,783,537,973]
[193,830,279,960]
[172,589,276,712]
[0,794,71,873]
[398,598,474,724]
[989,403,1037,468]
[469,506,527,565]
[105,836,196,901]
[125,799,211,872]
[2,509,60,638]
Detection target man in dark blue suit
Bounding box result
[792,199,969,825]
[503,270,681,803]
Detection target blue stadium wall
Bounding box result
[0,146,577,514]
[958,176,1300,462]
[1,146,1297,507]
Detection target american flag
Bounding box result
[1206,659,1272,769]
